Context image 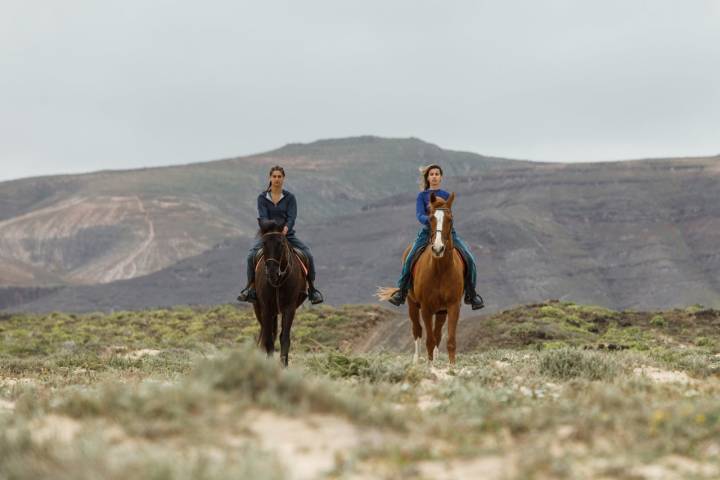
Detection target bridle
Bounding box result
[262,231,294,288]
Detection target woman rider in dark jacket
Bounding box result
[237,165,324,304]
[388,164,484,309]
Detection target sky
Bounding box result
[1,0,719,182]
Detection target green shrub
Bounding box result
[650,315,667,327]
[539,348,621,381]
[304,351,425,384]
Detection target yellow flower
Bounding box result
[651,409,668,428]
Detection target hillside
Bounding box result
[5,156,720,313]
[0,137,517,287]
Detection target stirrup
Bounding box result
[308,287,324,305]
[388,289,407,306]
[237,286,256,303]
[465,292,484,310]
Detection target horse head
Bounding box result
[259,219,289,286]
[428,192,455,258]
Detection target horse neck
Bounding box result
[264,237,289,267]
[428,234,455,272]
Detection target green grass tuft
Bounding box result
[539,348,622,381]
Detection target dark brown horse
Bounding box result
[379,193,464,364]
[254,219,307,366]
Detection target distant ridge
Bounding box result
[0,136,524,289]
[4,154,720,313]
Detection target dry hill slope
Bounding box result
[4,156,720,313]
[0,137,518,287]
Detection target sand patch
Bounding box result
[429,365,457,382]
[122,349,162,360]
[0,377,36,388]
[630,455,719,479]
[417,394,442,411]
[246,410,383,480]
[633,366,693,384]
[30,414,82,443]
[418,455,511,480]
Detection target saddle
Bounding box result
[254,247,309,277]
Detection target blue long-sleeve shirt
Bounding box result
[416,189,450,226]
[257,190,297,233]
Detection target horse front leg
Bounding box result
[408,300,422,364]
[261,305,276,358]
[420,306,435,362]
[279,306,296,367]
[253,302,263,347]
[434,311,447,362]
[446,303,461,365]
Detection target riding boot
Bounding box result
[307,281,324,305]
[464,286,485,310]
[460,263,483,309]
[388,288,408,306]
[237,283,257,303]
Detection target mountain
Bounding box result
[0,137,519,287]
[4,155,720,313]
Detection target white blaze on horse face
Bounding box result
[432,210,445,252]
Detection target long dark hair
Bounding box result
[420,164,443,190]
[266,165,285,191]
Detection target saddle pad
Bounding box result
[255,251,309,277]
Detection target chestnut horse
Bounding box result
[254,219,307,367]
[379,192,465,364]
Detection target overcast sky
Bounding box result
[1,1,719,182]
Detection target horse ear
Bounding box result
[258,219,272,233]
[429,192,437,204]
[446,192,456,209]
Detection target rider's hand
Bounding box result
[282,226,288,235]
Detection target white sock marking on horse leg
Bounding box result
[433,346,439,361]
[413,338,420,364]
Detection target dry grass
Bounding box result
[1,302,720,478]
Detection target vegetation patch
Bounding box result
[539,348,623,381]
[2,302,720,478]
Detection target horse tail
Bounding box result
[375,286,398,301]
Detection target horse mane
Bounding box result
[429,196,447,209]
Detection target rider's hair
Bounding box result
[419,164,443,190]
[266,165,286,191]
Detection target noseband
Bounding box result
[262,231,293,287]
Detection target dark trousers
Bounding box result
[246,233,316,284]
